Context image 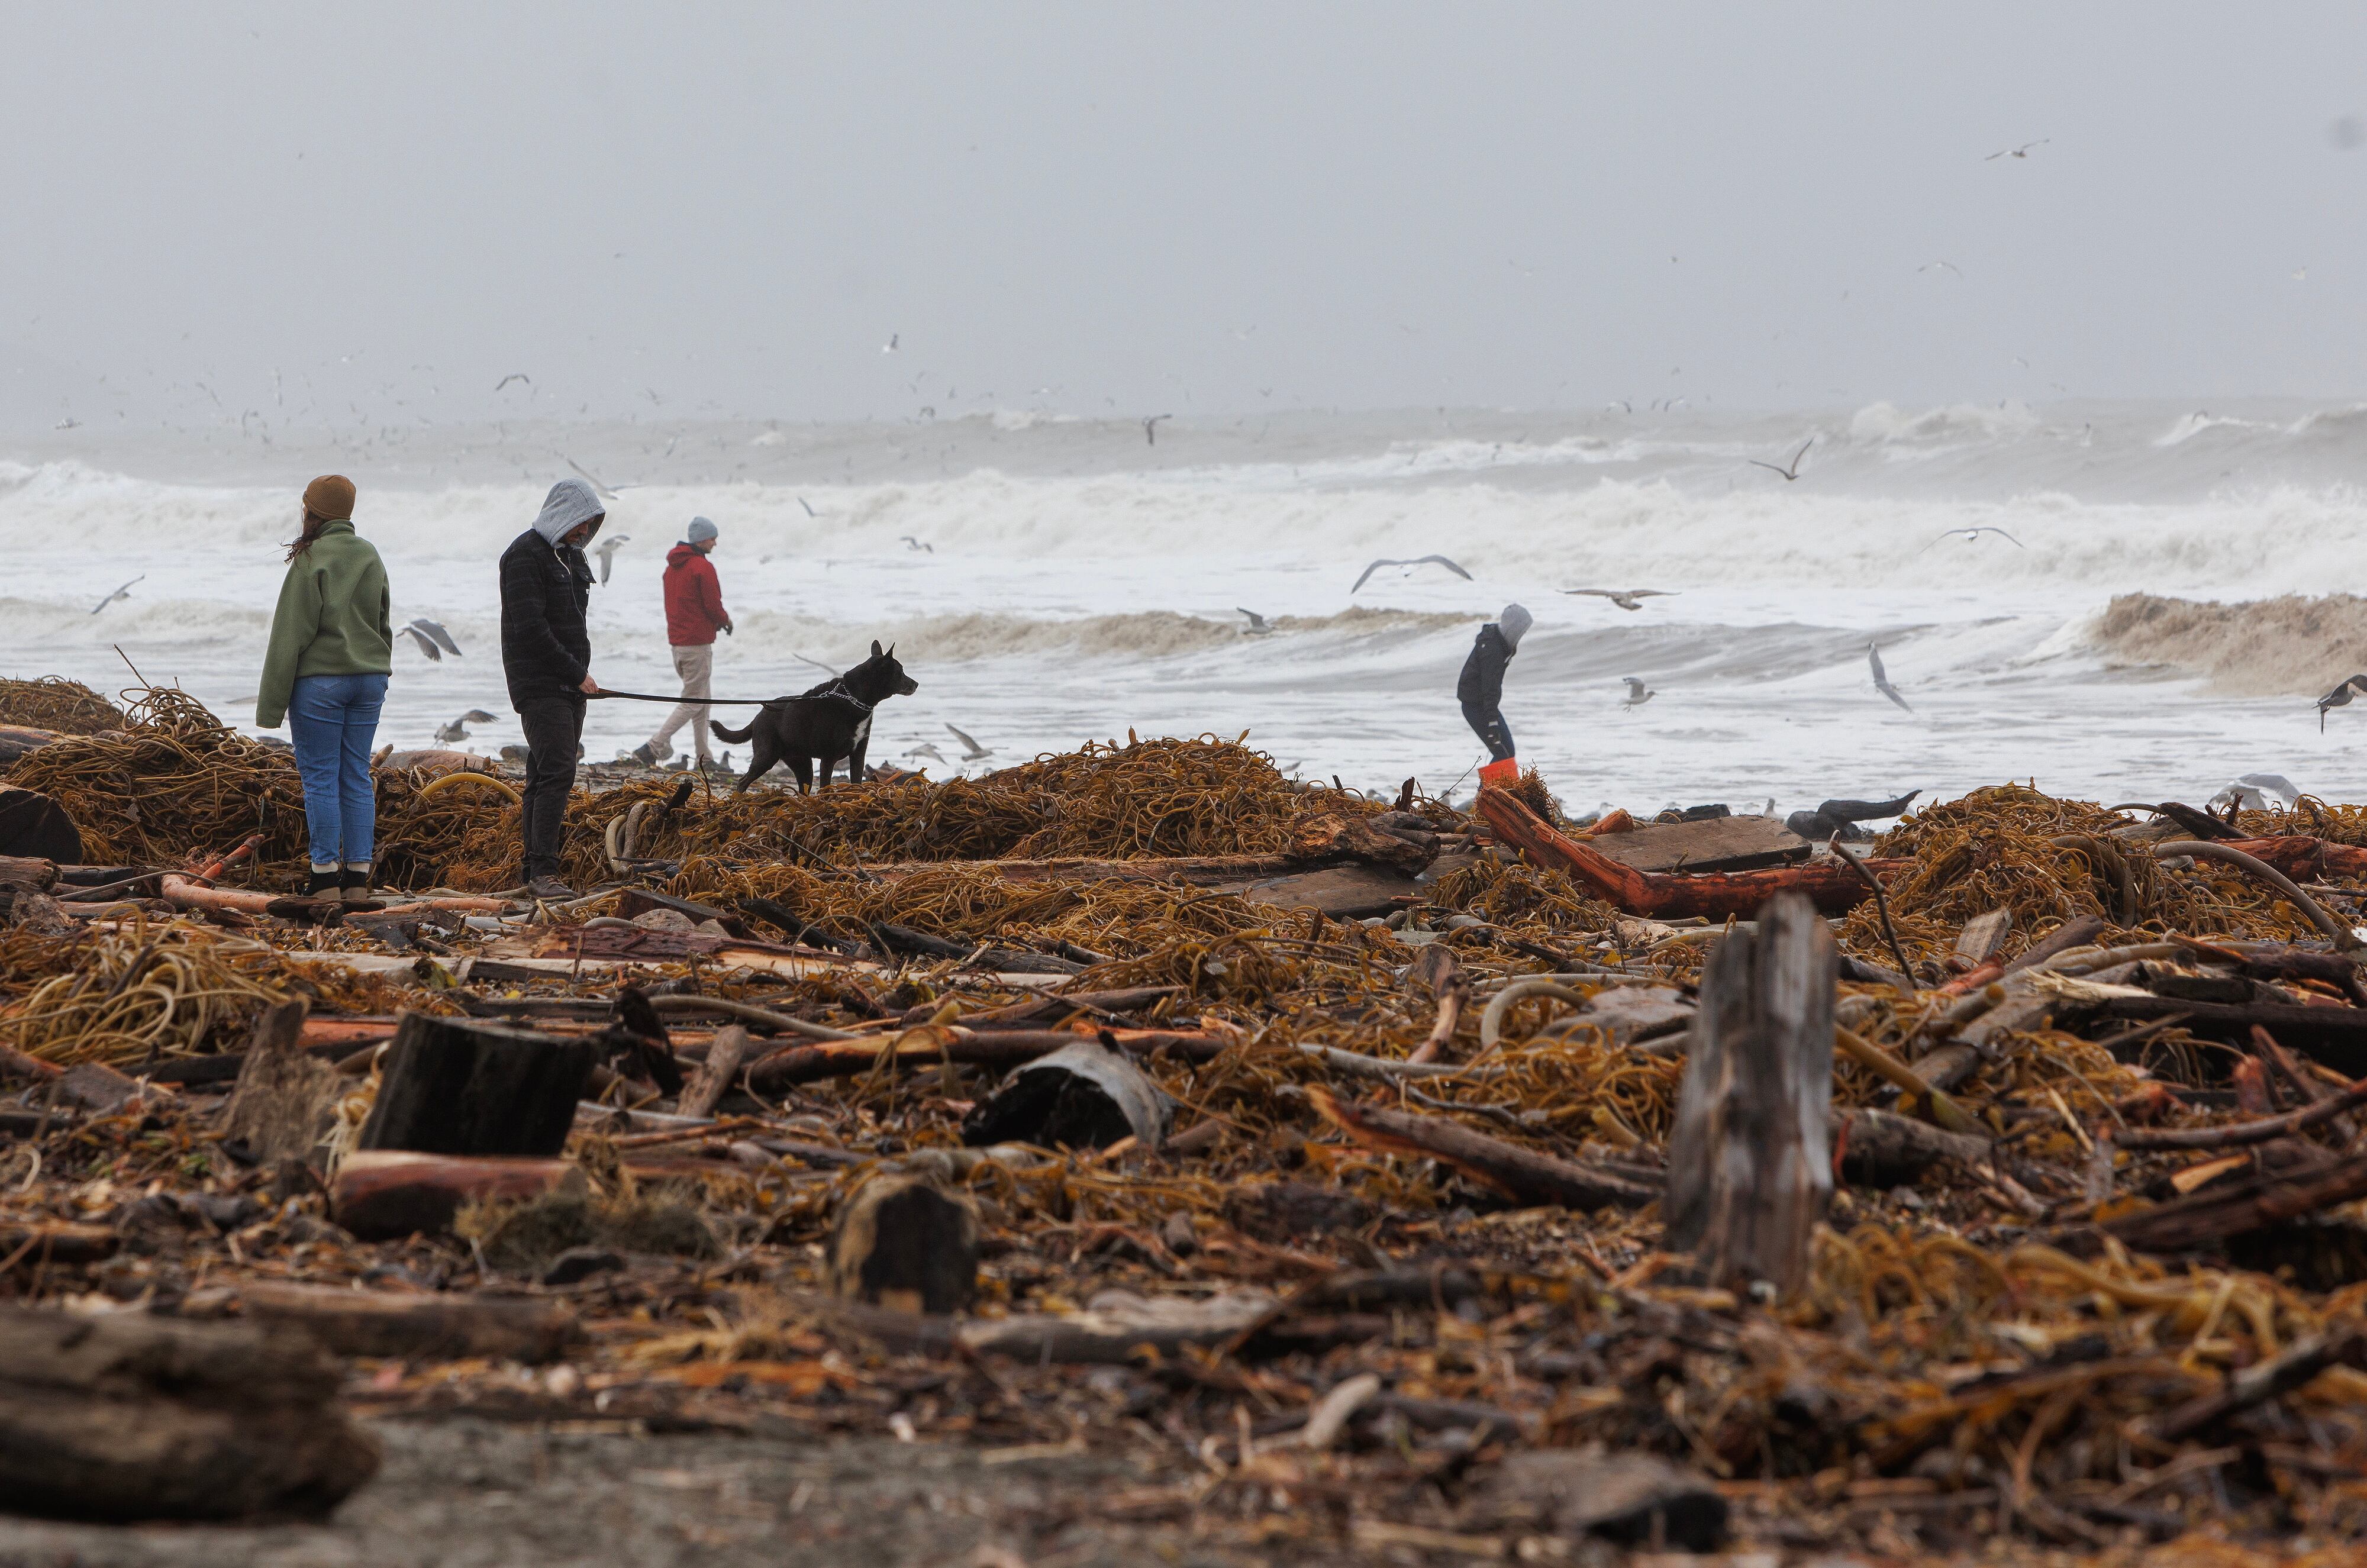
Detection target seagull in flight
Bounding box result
[434,709,498,745]
[1142,414,1172,446]
[1749,439,1813,481]
[2318,675,2367,731]
[1918,260,1963,278]
[563,457,636,501]
[1562,588,1675,612]
[1620,677,1655,708]
[591,533,631,585]
[1920,526,2025,553]
[904,741,949,766]
[1985,139,2049,161]
[89,575,144,615]
[899,536,933,553]
[1237,608,1273,635]
[1869,644,1914,712]
[1351,554,1473,593]
[881,333,899,354]
[494,373,532,392]
[798,497,821,518]
[946,722,994,761]
[399,618,463,661]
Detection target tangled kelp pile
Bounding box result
[5,706,2367,1559]
[0,676,128,735]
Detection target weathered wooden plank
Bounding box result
[1589,815,1812,875]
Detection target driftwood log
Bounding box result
[1306,1086,1660,1211]
[675,1023,752,1121]
[744,1026,1225,1096]
[0,1305,379,1520]
[356,1013,595,1157]
[221,999,340,1166]
[1665,892,1835,1293]
[236,1280,581,1364]
[1476,788,1892,919]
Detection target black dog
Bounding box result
[710,641,919,794]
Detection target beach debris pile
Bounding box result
[1,678,2365,1558]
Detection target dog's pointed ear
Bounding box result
[886,643,896,657]
[870,639,883,659]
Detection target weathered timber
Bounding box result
[1476,789,1889,919]
[1953,908,2014,966]
[2091,995,2367,1079]
[827,1173,981,1315]
[1665,892,1835,1293]
[0,1305,379,1521]
[0,725,70,767]
[0,786,82,863]
[0,854,59,891]
[1305,1086,1660,1211]
[1589,813,1813,875]
[1227,863,1424,918]
[356,1012,595,1157]
[221,999,340,1166]
[744,1026,1226,1095]
[675,1024,751,1121]
[236,1280,581,1364]
[2103,1150,2367,1253]
[331,1149,588,1240]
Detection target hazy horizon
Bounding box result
[9,3,2367,438]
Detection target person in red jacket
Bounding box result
[631,516,733,767]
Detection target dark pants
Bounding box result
[518,695,585,880]
[1461,699,1514,762]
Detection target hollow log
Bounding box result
[1475,789,1891,919]
[356,1013,595,1158]
[1665,892,1835,1293]
[828,1173,980,1315]
[960,1037,1173,1151]
[1305,1085,1659,1211]
[744,1025,1226,1095]
[236,1280,581,1364]
[0,1305,380,1521]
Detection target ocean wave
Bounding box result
[2085,592,2367,696]
[731,605,1463,663]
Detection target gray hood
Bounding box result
[1497,602,1533,652]
[531,479,605,546]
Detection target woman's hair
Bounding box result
[285,510,334,562]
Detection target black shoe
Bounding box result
[304,869,340,898]
[526,876,578,901]
[338,866,380,908]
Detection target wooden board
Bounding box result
[1589,815,1811,875]
[1227,864,1423,918]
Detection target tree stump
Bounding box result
[356,1012,594,1157]
[1664,891,1836,1294]
[0,786,82,863]
[828,1173,980,1315]
[0,1305,380,1520]
[222,999,341,1166]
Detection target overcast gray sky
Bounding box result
[7,2,2367,431]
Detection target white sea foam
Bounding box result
[3,401,2364,810]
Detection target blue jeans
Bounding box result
[288,672,387,867]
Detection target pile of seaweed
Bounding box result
[0,675,129,735]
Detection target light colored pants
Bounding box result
[647,643,714,760]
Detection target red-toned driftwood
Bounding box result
[1475,790,1896,919]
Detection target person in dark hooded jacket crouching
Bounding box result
[1457,602,1531,792]
[500,478,604,897]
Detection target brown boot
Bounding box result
[338,864,380,908]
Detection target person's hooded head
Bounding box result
[532,478,605,549]
[1497,602,1533,652]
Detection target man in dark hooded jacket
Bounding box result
[1456,602,1531,791]
[500,478,604,896]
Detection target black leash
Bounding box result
[586,689,775,705]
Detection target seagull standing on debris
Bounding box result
[434,709,498,745]
[1562,588,1676,612]
[1352,555,1473,593]
[1869,643,1914,712]
[946,723,994,761]
[89,575,144,615]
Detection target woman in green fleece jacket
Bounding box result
[256,475,394,901]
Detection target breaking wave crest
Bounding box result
[2085,593,2367,696]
